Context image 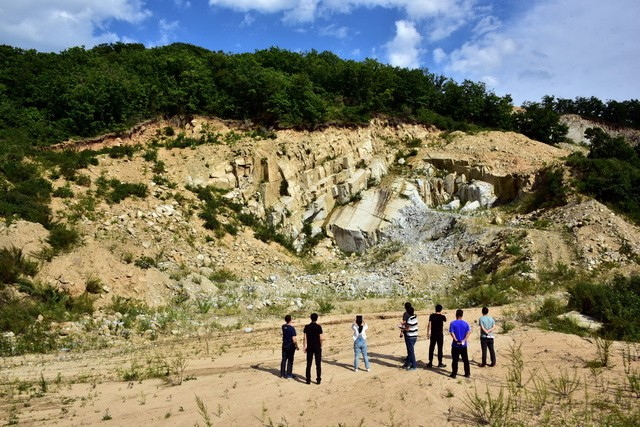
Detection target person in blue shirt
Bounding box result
[449,309,471,378]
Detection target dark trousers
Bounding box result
[306,348,322,382]
[480,337,496,365]
[451,346,470,376]
[404,336,417,368]
[280,345,295,377]
[428,335,444,364]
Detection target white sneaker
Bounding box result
[366,368,370,372]
[354,368,358,372]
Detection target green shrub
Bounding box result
[52,185,74,198]
[95,176,147,203]
[104,144,137,159]
[143,148,158,162]
[108,296,148,316]
[46,223,82,253]
[0,281,94,355]
[317,299,335,314]
[568,275,640,341]
[165,133,203,149]
[567,154,640,224]
[74,173,91,187]
[0,246,38,285]
[521,166,568,213]
[108,180,147,203]
[85,275,103,294]
[209,268,238,283]
[134,256,156,269]
[152,160,166,174]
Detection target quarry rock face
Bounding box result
[174,121,560,253]
[10,116,640,308]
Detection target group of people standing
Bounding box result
[280,313,323,384]
[401,303,497,378]
[280,304,496,383]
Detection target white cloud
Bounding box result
[148,19,180,47]
[240,14,255,27]
[0,0,151,52]
[432,47,446,64]
[446,33,516,74]
[319,24,349,39]
[435,0,640,104]
[472,15,500,37]
[283,0,319,23]
[384,20,423,69]
[208,0,296,14]
[207,0,477,30]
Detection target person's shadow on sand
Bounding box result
[251,363,308,383]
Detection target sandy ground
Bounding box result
[1,307,636,427]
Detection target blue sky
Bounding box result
[0,0,638,105]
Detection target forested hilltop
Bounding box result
[1,41,635,150]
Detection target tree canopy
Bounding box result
[1,43,521,147]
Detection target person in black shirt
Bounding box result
[280,314,298,379]
[303,313,324,385]
[426,304,447,368]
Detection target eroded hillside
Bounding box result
[2,117,640,314]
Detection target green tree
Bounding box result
[514,101,568,144]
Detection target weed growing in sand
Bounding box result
[506,341,525,390]
[164,353,189,386]
[195,395,213,426]
[120,361,143,381]
[102,409,112,420]
[317,299,335,314]
[461,385,512,427]
[547,368,581,400]
[595,337,615,368]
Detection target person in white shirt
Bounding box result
[352,315,370,372]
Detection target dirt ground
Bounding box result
[1,306,637,426]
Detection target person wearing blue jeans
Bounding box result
[352,315,370,372]
[401,306,418,370]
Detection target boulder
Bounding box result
[557,311,603,331]
[326,184,412,253]
[458,180,497,207]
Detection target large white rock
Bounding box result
[326,182,413,253]
[458,180,497,208]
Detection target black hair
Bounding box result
[482,307,489,315]
[456,309,464,318]
[407,306,415,316]
[404,301,412,310]
[284,314,292,323]
[435,304,443,312]
[310,313,318,322]
[356,315,364,333]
